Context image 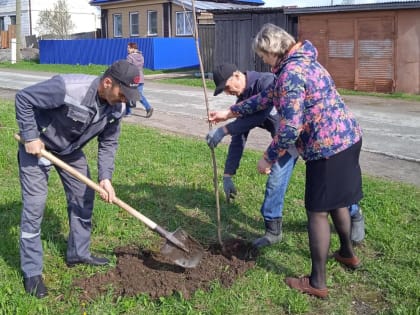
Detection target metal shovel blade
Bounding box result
[160,228,204,268]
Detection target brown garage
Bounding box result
[285,2,420,94]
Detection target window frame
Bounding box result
[175,11,193,36]
[147,10,158,36]
[129,11,139,37]
[113,13,122,38]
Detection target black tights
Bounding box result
[306,207,355,289]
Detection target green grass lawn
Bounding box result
[0,99,419,314]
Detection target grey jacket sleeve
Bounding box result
[97,115,122,181]
[15,76,66,141]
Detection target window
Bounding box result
[0,17,4,32]
[130,12,139,36]
[10,15,16,25]
[147,11,157,36]
[176,11,193,36]
[113,14,122,37]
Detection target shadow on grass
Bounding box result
[113,182,256,242]
[112,181,311,274]
[0,180,311,278]
[0,201,66,273]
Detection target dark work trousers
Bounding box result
[18,145,95,278]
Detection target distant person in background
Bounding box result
[126,42,154,118]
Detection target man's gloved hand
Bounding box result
[206,127,226,148]
[223,176,237,203]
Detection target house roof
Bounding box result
[172,0,260,11]
[90,0,113,3]
[208,6,284,13]
[89,0,263,7]
[283,1,420,14]
[235,0,264,4]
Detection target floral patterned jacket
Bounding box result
[230,40,362,162]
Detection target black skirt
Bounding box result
[305,140,363,212]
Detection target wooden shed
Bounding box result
[210,7,297,72]
[285,2,420,94]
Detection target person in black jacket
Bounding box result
[207,63,298,248]
[15,60,140,298]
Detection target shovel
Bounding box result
[14,134,204,268]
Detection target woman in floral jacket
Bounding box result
[209,23,363,298]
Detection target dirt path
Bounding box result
[2,86,419,187]
[125,106,420,188]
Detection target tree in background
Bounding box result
[36,0,75,39]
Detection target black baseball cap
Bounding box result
[104,60,141,102]
[213,63,238,96]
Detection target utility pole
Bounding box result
[29,0,32,36]
[16,0,22,61]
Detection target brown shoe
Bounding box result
[333,251,361,269]
[285,276,328,298]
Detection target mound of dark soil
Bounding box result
[73,238,258,300]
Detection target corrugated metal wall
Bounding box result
[299,12,395,93]
[39,37,199,70]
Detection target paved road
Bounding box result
[1,68,419,187]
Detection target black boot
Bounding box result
[66,255,110,267]
[252,218,282,248]
[24,275,48,299]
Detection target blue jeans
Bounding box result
[349,203,361,216]
[260,152,297,220]
[138,83,151,111]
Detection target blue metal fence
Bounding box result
[39,37,199,70]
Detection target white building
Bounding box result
[0,0,100,45]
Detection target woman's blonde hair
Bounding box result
[252,23,296,59]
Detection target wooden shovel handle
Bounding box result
[14,133,158,230]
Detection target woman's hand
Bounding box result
[257,157,273,174]
[208,110,236,124]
